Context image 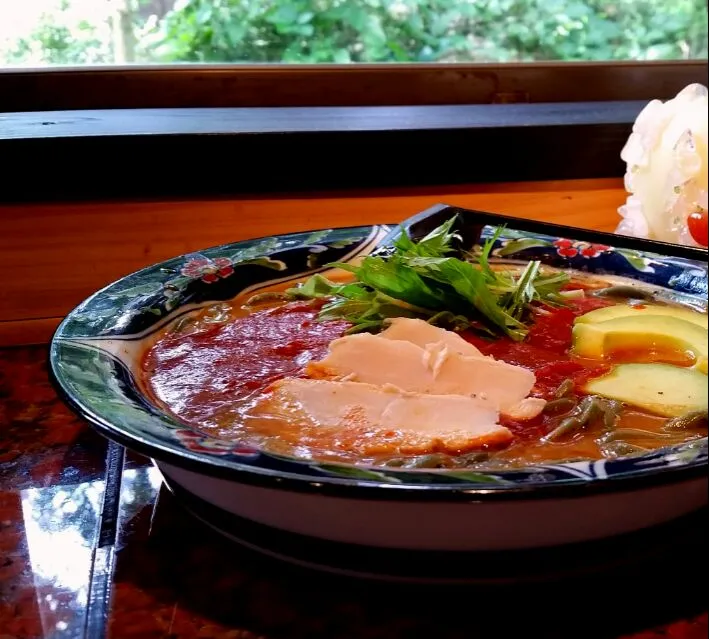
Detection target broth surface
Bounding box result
[141,274,707,469]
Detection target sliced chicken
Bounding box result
[503,397,547,421]
[306,332,536,412]
[379,317,484,358]
[252,378,512,456]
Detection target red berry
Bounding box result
[687,209,708,247]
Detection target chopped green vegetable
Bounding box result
[400,453,459,469]
[244,291,289,306]
[285,218,571,340]
[663,410,709,431]
[543,395,622,442]
[392,215,462,258]
[590,285,655,301]
[553,378,575,399]
[543,397,577,413]
[599,441,650,458]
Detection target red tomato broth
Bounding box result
[462,296,614,404]
[141,288,707,468]
[458,297,608,461]
[460,295,704,464]
[142,302,350,435]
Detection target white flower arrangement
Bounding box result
[617,83,708,247]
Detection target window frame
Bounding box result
[0,60,706,111]
[1,60,706,201]
[0,100,641,201]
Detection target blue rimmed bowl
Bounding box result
[49,204,708,553]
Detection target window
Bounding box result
[1,0,707,66]
[1,1,705,112]
[1,1,706,199]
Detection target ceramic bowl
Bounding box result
[49,204,708,553]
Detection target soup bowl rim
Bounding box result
[48,205,709,502]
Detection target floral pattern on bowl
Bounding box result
[49,206,708,498]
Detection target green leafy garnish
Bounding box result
[284,217,570,341]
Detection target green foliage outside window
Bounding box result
[3,0,112,65]
[2,0,708,66]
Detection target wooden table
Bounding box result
[1,179,707,639]
[0,178,625,347]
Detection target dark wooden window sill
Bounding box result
[2,101,641,202]
[1,61,706,111]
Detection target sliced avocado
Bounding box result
[582,363,708,418]
[572,315,708,373]
[576,302,708,329]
